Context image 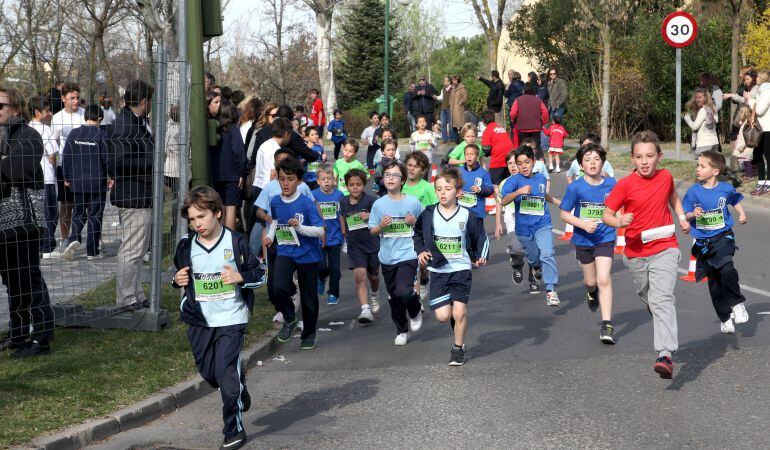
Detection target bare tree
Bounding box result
[725,0,749,118]
[303,0,342,114]
[467,0,519,69]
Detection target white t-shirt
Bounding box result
[101,107,116,125]
[360,125,378,146]
[29,121,59,184]
[240,121,253,143]
[253,139,281,189]
[50,108,85,166]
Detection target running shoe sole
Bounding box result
[654,361,673,379]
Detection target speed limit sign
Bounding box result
[661,11,697,48]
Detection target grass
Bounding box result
[0,282,274,447]
[607,151,697,182]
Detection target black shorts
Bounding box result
[347,247,379,274]
[575,241,615,264]
[428,270,472,310]
[489,167,508,185]
[56,166,75,203]
[213,181,242,206]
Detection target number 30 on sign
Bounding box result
[661,11,698,48]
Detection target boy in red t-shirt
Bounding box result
[603,130,690,380]
[309,88,326,131]
[543,116,568,173]
[480,109,515,216]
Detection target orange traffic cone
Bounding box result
[430,164,438,182]
[560,210,574,241]
[614,227,626,254]
[681,240,707,283]
[485,195,497,215]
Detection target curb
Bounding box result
[29,329,280,450]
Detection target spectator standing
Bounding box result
[238,96,262,143]
[48,80,63,115]
[27,97,59,259]
[509,83,549,148]
[725,68,758,159]
[748,70,770,195]
[699,72,724,150]
[413,76,436,128]
[204,72,215,92]
[108,80,155,309]
[505,70,524,126]
[403,83,417,134]
[165,106,182,240]
[449,75,468,144]
[360,111,380,169]
[209,101,246,231]
[547,68,568,121]
[99,95,116,126]
[478,70,505,125]
[684,87,719,157]
[309,89,326,132]
[435,76,453,143]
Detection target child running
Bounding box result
[602,130,690,379]
[543,116,568,173]
[333,139,367,195]
[327,109,347,160]
[369,160,424,345]
[373,138,398,196]
[559,143,617,344]
[457,144,494,244]
[313,163,346,305]
[495,150,528,286]
[444,123,478,166]
[340,168,382,323]
[410,115,439,170]
[264,157,325,350]
[683,150,749,334]
[303,126,325,190]
[414,167,489,366]
[173,186,265,450]
[500,145,562,305]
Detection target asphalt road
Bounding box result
[88,152,770,449]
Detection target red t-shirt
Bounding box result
[605,169,678,258]
[311,98,325,127]
[544,123,568,148]
[481,122,514,169]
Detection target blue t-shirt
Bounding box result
[254,179,314,213]
[269,194,324,264]
[559,176,617,247]
[368,194,423,265]
[303,144,325,184]
[312,187,345,246]
[500,172,552,236]
[459,164,494,218]
[683,181,744,239]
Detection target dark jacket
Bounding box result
[412,83,437,116]
[403,90,416,115]
[246,124,319,173]
[479,77,505,109]
[62,125,109,193]
[505,80,525,108]
[413,204,489,269]
[108,106,154,208]
[209,126,246,182]
[172,228,265,327]
[373,156,393,196]
[48,88,63,115]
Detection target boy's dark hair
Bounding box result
[273,147,295,162]
[61,82,80,96]
[28,96,49,118]
[310,88,320,95]
[405,150,429,170]
[369,110,379,119]
[218,100,238,132]
[380,113,390,120]
[514,145,535,161]
[303,126,317,137]
[415,114,426,122]
[436,166,464,189]
[333,108,342,116]
[381,159,407,186]
[181,186,223,219]
[381,138,396,151]
[204,72,215,84]
[580,132,601,145]
[220,86,233,100]
[534,148,545,160]
[84,104,103,122]
[523,83,536,95]
[124,80,154,106]
[576,143,606,164]
[276,104,295,120]
[295,105,305,113]
[700,150,726,175]
[464,143,480,156]
[345,139,360,153]
[481,109,496,125]
[231,90,246,106]
[552,115,562,124]
[631,130,661,155]
[521,137,538,149]
[272,117,292,138]
[276,155,306,179]
[345,168,368,185]
[506,148,518,162]
[491,69,500,78]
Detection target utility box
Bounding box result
[201,0,224,40]
[376,94,395,117]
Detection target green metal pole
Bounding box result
[382,0,389,114]
[187,0,209,187]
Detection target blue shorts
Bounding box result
[213,181,241,206]
[429,270,472,310]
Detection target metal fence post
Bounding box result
[177,0,190,242]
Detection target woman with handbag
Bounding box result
[747,70,770,195]
[0,86,54,358]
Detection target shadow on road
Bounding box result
[472,317,554,360]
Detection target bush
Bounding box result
[565,73,599,137]
[743,8,770,70]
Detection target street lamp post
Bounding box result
[383,0,390,114]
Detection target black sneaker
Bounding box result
[0,338,28,352]
[600,323,615,345]
[586,289,599,312]
[277,318,298,342]
[533,267,543,282]
[220,430,247,450]
[511,266,524,285]
[11,340,50,359]
[300,335,316,350]
[240,370,251,412]
[449,345,465,366]
[529,280,541,295]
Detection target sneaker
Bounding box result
[61,240,79,261]
[327,295,339,305]
[220,430,246,450]
[732,303,749,324]
[272,312,285,324]
[546,290,560,307]
[394,332,408,346]
[369,292,381,313]
[600,323,615,345]
[555,166,561,173]
[419,283,429,302]
[277,318,298,342]
[750,184,765,195]
[533,267,543,282]
[511,266,524,285]
[317,280,325,296]
[586,289,599,312]
[240,383,251,412]
[408,311,423,332]
[720,318,736,334]
[10,340,50,359]
[758,185,770,196]
[529,280,541,295]
[653,356,674,379]
[449,345,466,366]
[41,251,60,260]
[87,253,105,261]
[342,241,348,253]
[300,335,316,350]
[358,306,374,324]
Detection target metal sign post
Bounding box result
[662,11,698,160]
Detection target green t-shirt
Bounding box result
[447,141,483,165]
[333,158,367,195]
[403,179,438,206]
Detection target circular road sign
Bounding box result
[661,11,698,48]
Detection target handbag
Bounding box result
[743,104,763,148]
[0,187,43,232]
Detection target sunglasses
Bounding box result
[384,173,402,179]
[0,103,8,110]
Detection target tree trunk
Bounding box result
[315,9,337,114]
[487,34,498,70]
[730,13,740,121]
[600,24,611,147]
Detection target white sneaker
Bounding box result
[394,332,408,346]
[272,312,284,324]
[358,306,374,324]
[61,241,79,261]
[369,291,381,314]
[546,290,560,307]
[720,318,736,334]
[555,167,561,173]
[342,241,348,254]
[41,251,60,259]
[732,303,749,324]
[408,311,423,332]
[419,283,429,302]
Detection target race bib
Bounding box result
[194,273,236,302]
[334,129,344,136]
[416,141,431,151]
[520,195,545,216]
[276,224,300,246]
[458,192,478,208]
[319,201,338,220]
[696,208,725,231]
[382,217,413,238]
[435,235,462,259]
[307,161,320,173]
[345,212,367,231]
[580,201,606,222]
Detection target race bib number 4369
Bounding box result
[382,217,413,237]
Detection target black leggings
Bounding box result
[754,131,770,181]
